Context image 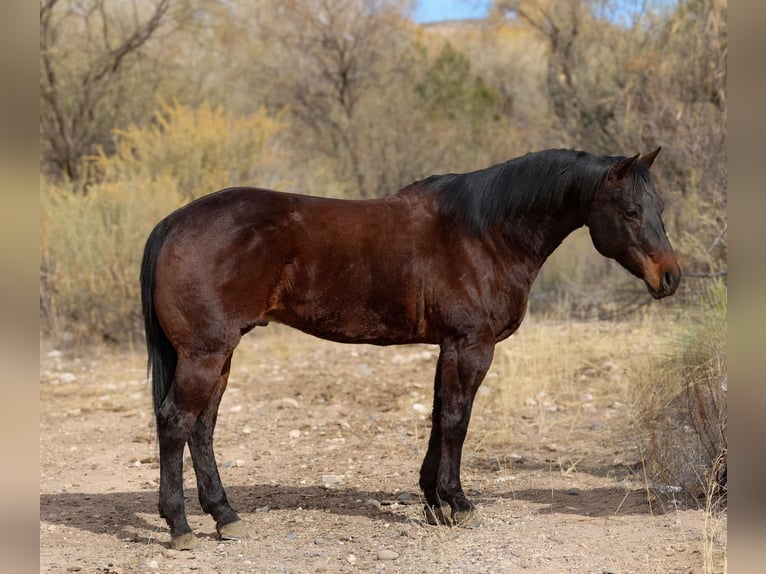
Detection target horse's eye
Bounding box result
[625,209,640,219]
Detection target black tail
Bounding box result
[140,218,177,416]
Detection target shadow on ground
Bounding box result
[41,479,667,547]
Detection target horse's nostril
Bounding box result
[662,271,674,291]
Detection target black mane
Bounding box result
[410,149,622,235]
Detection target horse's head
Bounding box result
[587,147,681,299]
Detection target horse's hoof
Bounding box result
[217,519,248,541]
[170,531,200,551]
[423,504,452,526]
[452,508,483,528]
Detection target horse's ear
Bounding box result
[611,153,640,181]
[639,146,661,169]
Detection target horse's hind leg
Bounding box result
[187,352,247,541]
[157,350,232,550]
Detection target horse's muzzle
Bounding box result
[647,267,681,299]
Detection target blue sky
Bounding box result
[412,0,491,23]
[411,0,664,25]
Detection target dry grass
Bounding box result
[464,307,727,572]
[629,280,727,503]
[39,101,285,346]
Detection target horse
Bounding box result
[140,147,680,550]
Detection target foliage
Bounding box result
[90,99,285,201]
[38,0,727,341]
[416,41,503,125]
[40,101,285,344]
[39,0,173,184]
[630,279,727,505]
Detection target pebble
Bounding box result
[412,403,429,414]
[358,364,373,377]
[321,474,345,485]
[377,549,399,561]
[288,429,301,439]
[346,554,357,564]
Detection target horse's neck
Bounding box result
[500,203,588,268]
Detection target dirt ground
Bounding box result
[40,320,725,573]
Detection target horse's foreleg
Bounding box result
[429,332,494,526]
[419,357,451,525]
[187,352,246,541]
[157,351,231,550]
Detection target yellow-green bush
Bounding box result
[40,101,285,345]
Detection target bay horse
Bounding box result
[140,147,680,549]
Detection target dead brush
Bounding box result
[629,279,727,509]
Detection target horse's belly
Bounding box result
[267,287,433,346]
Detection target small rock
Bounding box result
[579,393,593,402]
[365,499,381,507]
[146,560,159,569]
[47,350,63,358]
[285,532,297,540]
[314,537,324,545]
[346,554,357,564]
[288,429,301,439]
[321,474,345,485]
[377,549,399,560]
[566,488,582,496]
[278,398,299,409]
[412,403,429,414]
[358,364,373,377]
[525,397,537,406]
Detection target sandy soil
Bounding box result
[40,321,724,573]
